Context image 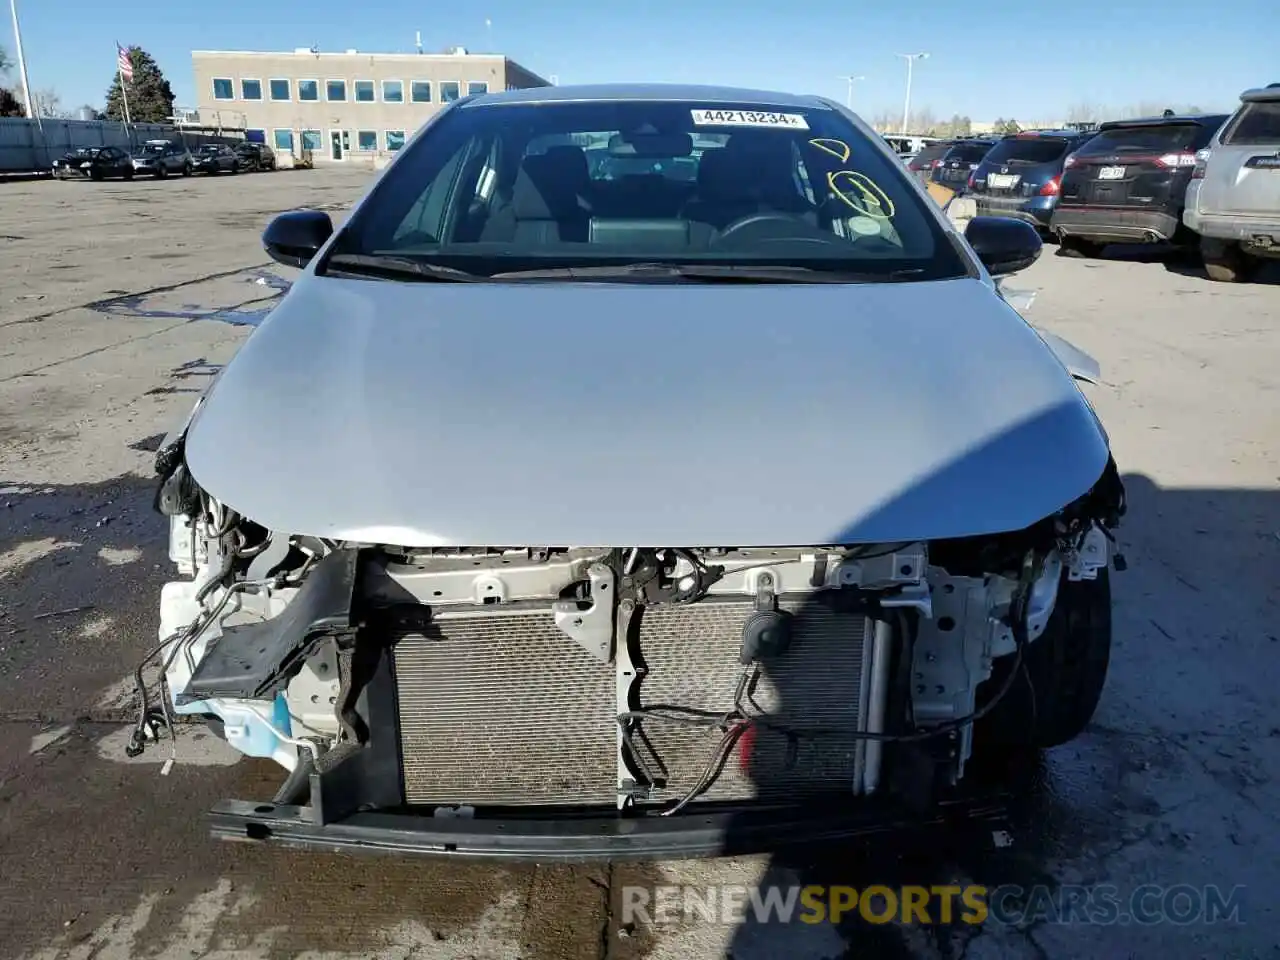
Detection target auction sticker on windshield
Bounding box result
[691,109,810,129]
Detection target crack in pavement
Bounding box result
[0,321,194,383]
[0,261,276,329]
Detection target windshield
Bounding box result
[944,142,994,164]
[140,143,168,155]
[329,99,968,281]
[70,148,102,157]
[1075,124,1198,155]
[908,143,952,168]
[1221,100,1280,145]
[982,137,1073,165]
[198,145,222,154]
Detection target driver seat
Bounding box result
[683,138,818,232]
[681,149,760,230]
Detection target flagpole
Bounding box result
[9,0,37,122]
[117,43,133,126]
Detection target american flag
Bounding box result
[117,44,134,82]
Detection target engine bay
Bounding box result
[139,443,1125,819]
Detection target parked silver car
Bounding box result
[138,83,1125,861]
[132,139,194,178]
[1184,83,1280,281]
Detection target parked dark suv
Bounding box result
[905,139,957,185]
[965,130,1096,234]
[930,138,998,189]
[1050,113,1229,256]
[234,142,277,172]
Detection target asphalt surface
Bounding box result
[1,167,1278,960]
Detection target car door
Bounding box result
[1198,94,1280,218]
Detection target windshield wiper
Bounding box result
[323,253,481,282]
[490,263,923,283]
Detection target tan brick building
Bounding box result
[191,48,550,166]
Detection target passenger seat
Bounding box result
[482,146,592,244]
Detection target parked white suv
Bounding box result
[1184,83,1280,281]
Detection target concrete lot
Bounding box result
[0,168,1278,960]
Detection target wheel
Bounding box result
[183,163,192,177]
[1056,236,1105,258]
[977,568,1112,750]
[155,165,166,179]
[230,163,239,175]
[123,169,133,181]
[1201,237,1257,283]
[90,169,103,181]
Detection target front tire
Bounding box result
[978,569,1112,750]
[1201,237,1257,283]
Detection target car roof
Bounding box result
[1241,83,1280,103]
[463,82,835,110]
[1001,129,1084,139]
[1098,113,1231,130]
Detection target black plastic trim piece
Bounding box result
[180,549,361,703]
[209,795,1009,863]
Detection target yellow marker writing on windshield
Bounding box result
[809,138,851,163]
[827,170,896,220]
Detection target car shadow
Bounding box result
[1054,241,1280,285]
[701,469,1279,958]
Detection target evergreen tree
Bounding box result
[104,46,175,122]
[0,88,22,117]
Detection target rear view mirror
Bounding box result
[964,216,1042,276]
[263,210,333,269]
[608,132,693,158]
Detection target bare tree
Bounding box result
[1066,100,1106,124]
[31,87,67,118]
[868,110,899,133]
[908,107,937,135]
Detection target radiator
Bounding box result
[393,597,871,807]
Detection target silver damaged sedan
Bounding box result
[140,84,1126,860]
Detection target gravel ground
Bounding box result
[0,168,1277,960]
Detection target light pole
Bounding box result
[837,75,865,110]
[896,52,929,134]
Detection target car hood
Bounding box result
[184,274,1110,547]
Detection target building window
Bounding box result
[386,130,406,152]
[354,80,375,103]
[326,79,347,102]
[212,78,234,100]
[298,79,319,101]
[382,80,404,103]
[440,81,461,103]
[269,79,291,101]
[301,130,321,151]
[241,79,263,100]
[410,80,432,103]
[467,81,489,96]
[246,128,266,143]
[273,129,294,152]
[357,130,378,152]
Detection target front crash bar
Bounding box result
[208,793,1011,863]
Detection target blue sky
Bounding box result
[5,0,1277,121]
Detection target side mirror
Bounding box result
[964,216,1042,276]
[263,210,333,269]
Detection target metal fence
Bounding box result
[0,118,245,174]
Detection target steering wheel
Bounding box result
[711,211,812,245]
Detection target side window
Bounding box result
[791,140,816,204]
